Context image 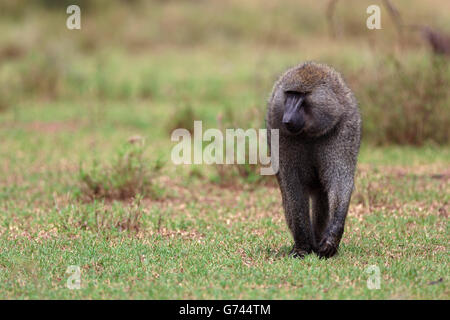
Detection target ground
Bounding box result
[0,69,448,298]
[0,0,448,299]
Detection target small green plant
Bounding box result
[78,138,164,201]
[166,103,198,134]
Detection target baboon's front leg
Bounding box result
[277,168,314,258]
[317,178,353,258]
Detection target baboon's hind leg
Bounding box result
[311,188,329,252]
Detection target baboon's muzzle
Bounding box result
[283,92,305,134]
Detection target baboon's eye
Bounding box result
[285,90,303,96]
[284,91,310,98]
[284,91,306,106]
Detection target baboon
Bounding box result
[266,62,361,258]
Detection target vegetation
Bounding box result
[0,0,448,299]
[78,139,164,201]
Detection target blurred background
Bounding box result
[0,0,448,146]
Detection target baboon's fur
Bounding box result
[266,62,361,258]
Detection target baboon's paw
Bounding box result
[317,237,338,258]
[289,247,310,259]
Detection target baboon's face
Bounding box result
[279,83,344,138]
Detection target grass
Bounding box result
[0,152,448,299]
[0,97,447,299]
[0,0,448,299]
[77,139,165,201]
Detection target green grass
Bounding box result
[0,168,448,299]
[0,91,448,298]
[0,0,449,299]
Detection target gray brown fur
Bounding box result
[266,62,361,258]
